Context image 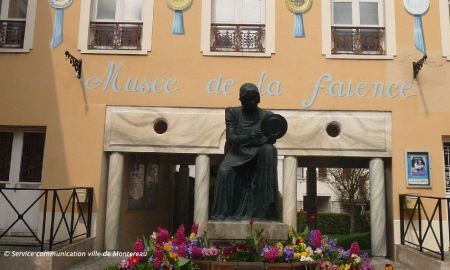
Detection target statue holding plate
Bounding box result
[211,83,288,221]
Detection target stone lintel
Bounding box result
[206,221,288,240]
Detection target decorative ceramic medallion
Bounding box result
[166,0,193,11]
[48,0,73,9]
[403,0,430,15]
[285,0,313,14]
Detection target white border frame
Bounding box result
[200,0,275,57]
[405,150,432,189]
[321,0,397,60]
[439,0,450,60]
[78,0,154,55]
[0,0,37,53]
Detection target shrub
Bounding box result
[331,232,371,250]
[297,212,351,235]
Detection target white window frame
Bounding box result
[321,0,396,59]
[200,0,275,57]
[439,0,450,60]
[0,127,45,186]
[78,0,154,55]
[0,0,37,53]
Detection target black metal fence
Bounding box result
[399,194,450,261]
[0,187,93,251]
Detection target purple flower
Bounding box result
[361,259,376,270]
[283,246,294,262]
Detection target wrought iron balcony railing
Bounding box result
[88,22,143,50]
[331,26,385,55]
[210,23,265,53]
[0,20,26,49]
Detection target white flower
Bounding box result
[300,256,306,262]
[314,248,323,255]
[306,247,313,254]
[151,232,157,240]
[305,257,314,262]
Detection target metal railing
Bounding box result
[331,26,385,55]
[88,21,143,50]
[399,194,450,261]
[210,23,265,53]
[0,20,26,49]
[0,187,93,251]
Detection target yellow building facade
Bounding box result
[1,0,450,262]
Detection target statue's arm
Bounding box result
[225,108,249,145]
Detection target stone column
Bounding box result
[105,152,124,250]
[370,158,387,257]
[194,155,210,233]
[277,156,284,194]
[283,156,297,230]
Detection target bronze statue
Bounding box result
[212,83,282,221]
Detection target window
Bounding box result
[321,0,396,59]
[201,0,275,56]
[0,128,46,185]
[78,0,154,54]
[0,0,37,52]
[444,142,450,194]
[128,154,159,209]
[439,0,450,60]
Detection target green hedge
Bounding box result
[331,232,371,250]
[297,212,351,235]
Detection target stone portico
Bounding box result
[102,106,392,257]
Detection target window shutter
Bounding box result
[241,0,262,24]
[212,0,235,23]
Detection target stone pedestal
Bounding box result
[207,221,288,240]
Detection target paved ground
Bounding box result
[67,257,410,270]
[68,256,124,270]
[371,257,410,270]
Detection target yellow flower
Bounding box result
[189,233,197,240]
[344,264,351,270]
[276,242,283,256]
[170,252,178,260]
[294,252,302,259]
[164,243,173,252]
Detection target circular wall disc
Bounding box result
[285,0,313,14]
[48,0,74,9]
[166,0,193,11]
[403,0,430,15]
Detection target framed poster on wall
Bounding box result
[405,151,431,188]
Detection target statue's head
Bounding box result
[239,83,260,112]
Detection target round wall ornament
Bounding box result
[166,0,193,11]
[403,0,429,15]
[48,0,73,9]
[285,0,313,14]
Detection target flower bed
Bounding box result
[110,223,375,270]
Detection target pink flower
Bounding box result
[191,223,199,234]
[308,215,316,222]
[308,230,322,249]
[134,239,144,253]
[249,219,254,225]
[177,243,186,257]
[175,225,188,246]
[350,242,361,256]
[202,246,220,257]
[191,246,204,259]
[156,227,169,243]
[153,244,164,269]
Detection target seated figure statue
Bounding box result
[212,83,279,221]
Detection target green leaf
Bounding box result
[178,257,190,267]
